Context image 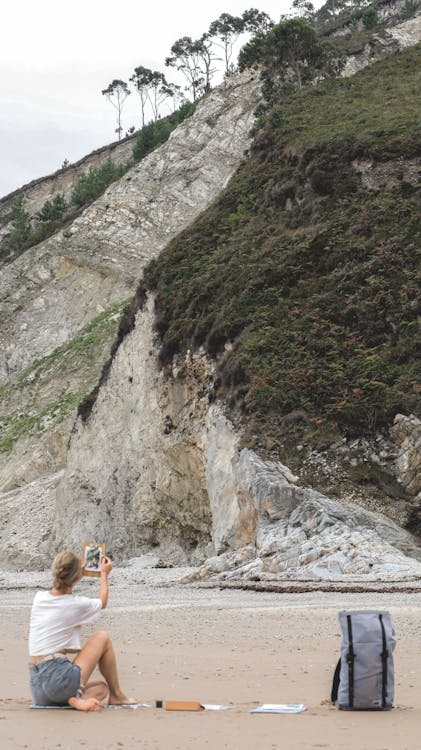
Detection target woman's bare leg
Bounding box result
[83,680,110,704]
[73,631,132,704]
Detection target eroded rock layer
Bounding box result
[0,70,261,569]
[55,297,421,581]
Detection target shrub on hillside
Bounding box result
[8,193,69,253]
[239,18,345,103]
[132,101,196,162]
[71,159,127,207]
[9,195,32,249]
[362,4,379,29]
[35,194,66,222]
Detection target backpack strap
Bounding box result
[346,614,355,708]
[379,613,389,708]
[331,658,341,703]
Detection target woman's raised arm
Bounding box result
[99,556,112,609]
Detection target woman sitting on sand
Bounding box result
[28,550,133,711]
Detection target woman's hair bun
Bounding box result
[52,551,82,590]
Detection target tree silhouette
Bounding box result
[208,13,245,73]
[147,70,171,121]
[166,37,205,101]
[129,66,150,127]
[291,0,315,21]
[197,34,220,92]
[161,82,186,112]
[239,18,345,101]
[101,79,131,139]
[130,67,173,123]
[242,8,273,34]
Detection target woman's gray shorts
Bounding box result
[29,657,81,706]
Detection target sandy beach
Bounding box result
[1,564,421,750]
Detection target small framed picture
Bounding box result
[82,542,105,577]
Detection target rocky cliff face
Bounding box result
[0,134,135,239]
[0,70,260,387]
[0,70,261,569]
[1,31,420,579]
[55,296,421,581]
[343,7,421,76]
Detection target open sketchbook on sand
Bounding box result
[250,704,307,714]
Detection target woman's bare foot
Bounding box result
[109,693,137,705]
[68,696,104,712]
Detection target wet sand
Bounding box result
[1,567,420,750]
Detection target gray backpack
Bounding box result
[331,610,395,710]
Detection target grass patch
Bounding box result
[0,299,131,451]
[9,300,129,393]
[266,44,421,157]
[140,46,421,451]
[0,392,86,453]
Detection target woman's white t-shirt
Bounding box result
[29,590,102,655]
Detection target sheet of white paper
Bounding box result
[201,704,234,710]
[112,703,151,709]
[250,703,306,714]
[30,703,151,710]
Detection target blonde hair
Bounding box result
[52,551,83,591]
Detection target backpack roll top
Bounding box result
[335,610,396,711]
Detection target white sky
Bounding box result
[0,0,307,197]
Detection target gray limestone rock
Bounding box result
[0,70,261,569]
[0,69,261,386]
[0,472,61,570]
[391,414,421,498]
[53,297,421,581]
[343,8,421,77]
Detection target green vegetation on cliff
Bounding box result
[143,45,421,449]
[132,101,197,161]
[0,301,128,453]
[1,102,197,266]
[71,160,127,206]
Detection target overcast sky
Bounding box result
[0,0,310,197]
